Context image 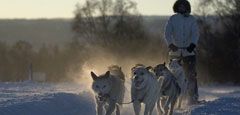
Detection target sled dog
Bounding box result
[169,59,187,108]
[131,64,160,115]
[153,63,181,115]
[91,65,125,115]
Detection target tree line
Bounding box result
[0,40,87,82]
[1,0,240,84]
[196,0,240,83]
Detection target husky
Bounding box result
[169,59,188,108]
[90,65,125,115]
[152,63,181,115]
[131,64,160,115]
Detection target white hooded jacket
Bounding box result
[164,13,199,57]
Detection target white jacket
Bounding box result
[164,13,199,57]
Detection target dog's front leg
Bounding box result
[168,97,177,115]
[144,102,155,115]
[105,100,116,115]
[144,104,150,115]
[133,101,141,115]
[147,94,159,115]
[165,95,177,115]
[146,102,156,115]
[132,87,141,115]
[96,100,104,115]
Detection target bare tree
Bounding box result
[72,0,148,56]
[195,0,240,83]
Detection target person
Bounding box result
[164,0,200,105]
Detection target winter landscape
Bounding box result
[0,81,239,115]
[1,0,240,115]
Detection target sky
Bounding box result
[0,0,197,19]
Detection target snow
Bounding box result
[191,97,240,115]
[190,86,240,115]
[0,82,239,115]
[0,82,96,115]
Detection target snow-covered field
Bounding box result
[0,82,95,115]
[0,82,239,115]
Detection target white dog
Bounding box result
[169,59,187,108]
[131,64,160,115]
[153,63,181,115]
[91,65,125,115]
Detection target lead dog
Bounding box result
[169,59,187,108]
[152,63,181,115]
[131,64,160,115]
[91,65,125,115]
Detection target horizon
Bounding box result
[0,0,196,19]
[0,15,171,20]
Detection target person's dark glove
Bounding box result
[169,44,178,52]
[187,43,196,53]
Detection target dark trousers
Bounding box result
[169,55,199,102]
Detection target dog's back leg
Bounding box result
[157,99,161,115]
[177,95,182,109]
[157,99,164,115]
[168,96,177,115]
[160,98,167,114]
[116,104,120,115]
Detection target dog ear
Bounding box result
[91,71,98,80]
[146,66,153,71]
[105,71,110,78]
[163,62,166,66]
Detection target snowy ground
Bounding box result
[0,82,95,115]
[0,82,239,115]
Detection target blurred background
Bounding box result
[0,0,239,84]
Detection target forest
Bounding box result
[0,0,240,84]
